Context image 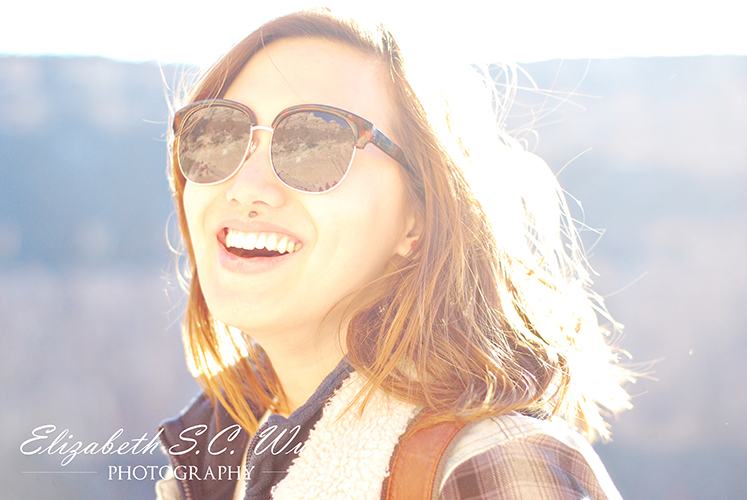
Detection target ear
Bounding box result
[394,211,423,258]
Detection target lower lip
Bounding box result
[217,241,297,274]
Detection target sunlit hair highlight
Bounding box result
[168,9,632,441]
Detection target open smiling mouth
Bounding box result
[222,228,303,258]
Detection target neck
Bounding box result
[254,319,348,415]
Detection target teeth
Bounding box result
[255,234,266,250]
[276,237,288,254]
[225,229,301,255]
[265,234,277,251]
[243,233,257,250]
[234,232,247,249]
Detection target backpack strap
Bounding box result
[385,415,468,500]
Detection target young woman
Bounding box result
[157,9,632,500]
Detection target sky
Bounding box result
[1,0,745,65]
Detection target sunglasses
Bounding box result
[173,99,408,193]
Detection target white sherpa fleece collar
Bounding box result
[271,371,419,500]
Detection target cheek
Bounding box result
[321,174,409,264]
[182,183,211,257]
[182,185,199,241]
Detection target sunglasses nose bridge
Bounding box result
[251,125,274,134]
[224,124,287,207]
[246,125,274,159]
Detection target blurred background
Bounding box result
[1,2,746,499]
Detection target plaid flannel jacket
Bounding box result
[437,415,622,500]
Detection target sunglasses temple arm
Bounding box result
[371,127,409,168]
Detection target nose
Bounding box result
[224,127,286,209]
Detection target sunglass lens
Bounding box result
[178,106,252,184]
[271,111,355,192]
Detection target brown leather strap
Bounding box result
[385,416,467,500]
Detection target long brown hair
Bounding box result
[169,9,632,441]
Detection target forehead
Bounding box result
[224,37,395,134]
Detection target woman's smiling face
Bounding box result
[183,38,416,344]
